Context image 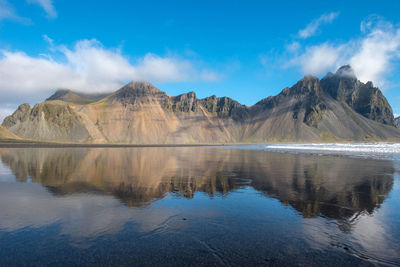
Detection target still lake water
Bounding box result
[0,146,399,266]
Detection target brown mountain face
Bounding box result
[2,66,400,143]
[0,126,21,140]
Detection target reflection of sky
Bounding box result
[0,182,304,239]
[0,183,180,240]
[302,175,400,265]
[0,177,399,265]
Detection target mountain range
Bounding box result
[2,65,400,144]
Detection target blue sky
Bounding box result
[0,0,400,120]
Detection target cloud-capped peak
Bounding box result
[0,38,221,105]
[288,17,400,88]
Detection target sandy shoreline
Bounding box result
[0,140,227,148]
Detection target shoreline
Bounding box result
[0,138,399,148]
[0,140,226,148]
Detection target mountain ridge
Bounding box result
[3,65,400,143]
[395,116,400,128]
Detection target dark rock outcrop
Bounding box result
[395,116,400,128]
[321,65,394,126]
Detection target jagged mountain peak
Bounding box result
[125,81,156,89]
[320,65,394,126]
[299,75,320,87]
[173,91,197,101]
[335,65,356,78]
[122,81,163,93]
[111,81,168,103]
[322,65,357,82]
[281,75,320,96]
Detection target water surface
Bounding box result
[0,146,399,266]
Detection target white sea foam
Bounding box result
[262,143,400,160]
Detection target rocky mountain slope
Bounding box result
[0,126,21,140]
[395,116,400,128]
[2,65,400,143]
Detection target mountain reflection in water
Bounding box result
[0,147,393,220]
[0,147,398,266]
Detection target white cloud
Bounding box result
[288,17,400,87]
[0,38,220,104]
[298,12,340,39]
[350,25,400,86]
[42,34,54,48]
[27,0,57,18]
[288,43,345,75]
[0,0,15,19]
[132,53,192,82]
[0,0,30,23]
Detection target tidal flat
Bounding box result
[0,146,399,266]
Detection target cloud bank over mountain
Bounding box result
[288,16,400,88]
[0,38,220,104]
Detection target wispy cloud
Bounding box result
[0,38,221,104]
[288,16,400,88]
[0,183,179,240]
[0,0,30,23]
[298,12,340,39]
[27,0,57,18]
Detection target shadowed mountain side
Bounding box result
[0,147,393,223]
[395,116,400,128]
[247,76,400,141]
[3,66,399,143]
[321,65,395,125]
